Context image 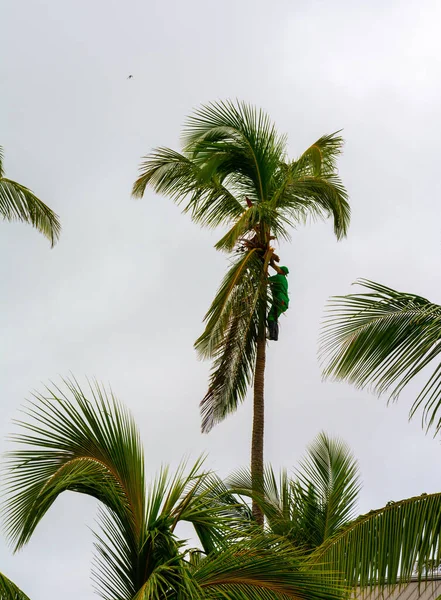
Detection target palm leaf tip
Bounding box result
[0,178,61,246]
[199,383,244,434]
[0,146,4,178]
[0,147,60,245]
[200,388,215,434]
[0,572,31,600]
[132,154,156,198]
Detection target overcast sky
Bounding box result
[2,0,441,597]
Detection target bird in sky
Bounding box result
[127,75,133,79]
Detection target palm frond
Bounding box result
[132,560,194,600]
[0,572,31,600]
[312,492,441,587]
[214,204,291,253]
[93,458,245,600]
[193,533,346,600]
[197,250,268,433]
[320,279,441,433]
[196,249,265,359]
[168,468,250,555]
[132,147,244,228]
[145,459,243,548]
[0,177,60,246]
[228,433,360,551]
[182,100,287,203]
[274,174,350,240]
[0,146,4,178]
[228,466,310,544]
[4,378,146,600]
[214,206,261,252]
[294,133,345,178]
[296,432,361,543]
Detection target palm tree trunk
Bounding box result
[251,331,266,526]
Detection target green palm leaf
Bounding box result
[267,132,349,241]
[132,147,244,228]
[182,100,287,203]
[294,133,346,177]
[193,533,346,600]
[0,572,31,600]
[196,250,268,433]
[0,146,61,246]
[228,466,308,542]
[228,433,361,551]
[4,378,145,551]
[277,174,349,241]
[320,279,441,433]
[297,432,361,543]
[312,491,441,587]
[4,378,147,600]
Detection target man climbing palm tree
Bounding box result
[267,261,289,341]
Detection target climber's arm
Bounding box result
[269,260,285,275]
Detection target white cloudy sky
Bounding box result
[2,0,441,597]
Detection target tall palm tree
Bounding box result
[229,431,441,588]
[0,572,30,600]
[319,279,441,434]
[0,146,60,246]
[132,100,350,524]
[3,378,345,600]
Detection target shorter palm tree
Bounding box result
[0,146,60,245]
[4,378,344,600]
[320,279,441,434]
[228,431,441,588]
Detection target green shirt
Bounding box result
[268,273,289,305]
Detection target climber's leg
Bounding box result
[267,304,278,340]
[268,319,278,340]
